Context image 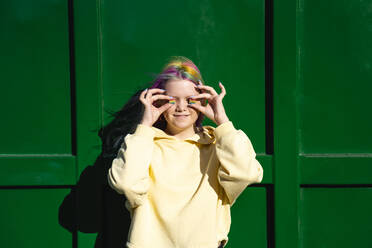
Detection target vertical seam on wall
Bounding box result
[266,183,275,248]
[265,0,274,155]
[67,2,78,246]
[68,0,77,156]
[296,0,304,155]
[296,0,303,247]
[97,0,104,130]
[265,0,275,247]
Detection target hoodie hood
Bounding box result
[151,125,216,145]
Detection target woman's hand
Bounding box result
[139,88,173,127]
[189,81,230,126]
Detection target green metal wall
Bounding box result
[1,0,371,247]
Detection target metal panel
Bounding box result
[300,155,372,184]
[273,0,299,247]
[0,0,71,155]
[229,187,267,247]
[0,155,75,186]
[0,0,75,186]
[300,187,372,248]
[0,1,76,248]
[298,0,372,154]
[0,188,73,248]
[297,1,372,248]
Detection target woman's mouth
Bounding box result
[174,114,190,118]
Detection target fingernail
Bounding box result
[144,88,148,92]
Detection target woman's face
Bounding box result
[162,79,202,132]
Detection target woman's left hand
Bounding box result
[189,81,230,126]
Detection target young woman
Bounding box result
[107,56,263,248]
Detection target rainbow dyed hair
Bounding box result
[149,56,205,131]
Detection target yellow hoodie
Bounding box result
[107,121,263,248]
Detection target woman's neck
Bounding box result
[165,125,197,140]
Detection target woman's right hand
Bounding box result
[139,88,173,127]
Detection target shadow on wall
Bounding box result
[58,153,131,248]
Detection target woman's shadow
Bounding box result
[58,152,131,248]
[58,89,145,247]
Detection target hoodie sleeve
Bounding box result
[107,124,155,209]
[215,121,263,206]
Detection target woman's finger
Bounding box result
[146,88,168,102]
[148,88,167,95]
[188,103,205,113]
[189,103,215,122]
[196,84,218,96]
[145,88,152,101]
[139,89,148,104]
[151,94,173,102]
[219,82,226,98]
[190,93,212,100]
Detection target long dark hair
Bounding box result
[98,89,145,158]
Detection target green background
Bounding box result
[0,0,371,247]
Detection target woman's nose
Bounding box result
[175,99,188,111]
